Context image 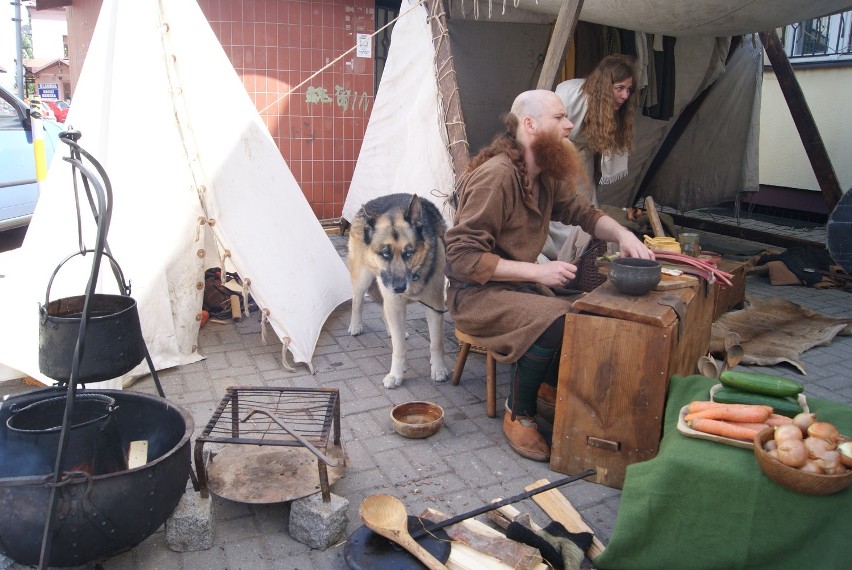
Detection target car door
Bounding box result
[0,87,61,231]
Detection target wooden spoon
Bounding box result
[697,354,720,379]
[359,494,447,570]
[725,344,744,370]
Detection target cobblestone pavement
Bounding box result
[2,225,849,570]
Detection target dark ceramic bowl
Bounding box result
[608,258,662,296]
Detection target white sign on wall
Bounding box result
[356,34,371,58]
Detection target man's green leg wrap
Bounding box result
[507,343,557,418]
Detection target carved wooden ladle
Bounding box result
[359,494,447,570]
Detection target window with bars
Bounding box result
[781,10,852,62]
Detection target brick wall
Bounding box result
[68,0,376,220]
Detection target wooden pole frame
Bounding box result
[427,0,470,181]
[536,0,584,90]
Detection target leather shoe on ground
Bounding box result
[502,410,550,462]
[537,384,556,424]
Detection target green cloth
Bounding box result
[595,375,852,570]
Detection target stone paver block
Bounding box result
[288,492,349,550]
[165,490,215,552]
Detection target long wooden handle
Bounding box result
[397,534,448,570]
[644,196,666,238]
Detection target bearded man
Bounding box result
[445,89,653,462]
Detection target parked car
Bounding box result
[27,97,56,121]
[0,85,64,232]
[44,99,69,122]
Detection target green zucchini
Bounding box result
[719,370,804,397]
[712,387,803,417]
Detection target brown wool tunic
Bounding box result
[445,154,605,363]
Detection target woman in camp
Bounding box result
[543,54,639,265]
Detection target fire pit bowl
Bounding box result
[0,387,194,567]
[390,401,444,439]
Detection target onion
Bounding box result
[838,441,852,468]
[799,460,824,475]
[774,424,803,443]
[813,450,840,471]
[807,422,840,446]
[804,436,833,459]
[776,440,808,468]
[763,439,777,452]
[791,412,816,436]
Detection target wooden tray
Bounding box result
[677,386,809,449]
[677,405,755,449]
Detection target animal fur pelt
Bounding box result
[710,296,851,374]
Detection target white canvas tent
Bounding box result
[0,0,351,386]
[344,0,852,220]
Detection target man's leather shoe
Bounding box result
[536,384,556,424]
[503,410,550,462]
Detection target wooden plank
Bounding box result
[523,479,606,560]
[571,281,681,327]
[759,30,843,212]
[428,0,470,179]
[536,0,584,90]
[486,503,544,533]
[419,508,545,570]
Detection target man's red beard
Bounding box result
[530,129,583,181]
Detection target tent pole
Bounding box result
[427,0,470,181]
[758,30,843,212]
[536,0,584,90]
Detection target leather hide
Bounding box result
[710,296,851,374]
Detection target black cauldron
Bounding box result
[0,388,193,567]
[5,393,125,476]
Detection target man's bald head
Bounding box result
[510,89,562,123]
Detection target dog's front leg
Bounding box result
[348,268,374,336]
[382,294,408,388]
[425,306,449,382]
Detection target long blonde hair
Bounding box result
[580,54,637,155]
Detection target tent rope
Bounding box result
[258,0,426,116]
[280,337,297,372]
[261,308,271,345]
[242,278,252,316]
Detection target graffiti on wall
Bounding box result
[305,85,371,112]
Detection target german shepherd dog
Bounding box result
[348,193,449,388]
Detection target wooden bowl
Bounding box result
[390,401,444,439]
[754,428,852,495]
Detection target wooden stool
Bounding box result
[451,329,497,418]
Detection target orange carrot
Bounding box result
[688,418,762,441]
[766,414,793,426]
[688,400,724,413]
[684,404,771,423]
[727,421,771,432]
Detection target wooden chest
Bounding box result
[712,259,748,320]
[550,280,714,488]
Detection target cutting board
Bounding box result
[656,272,698,290]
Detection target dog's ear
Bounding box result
[362,216,376,244]
[406,194,425,230]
